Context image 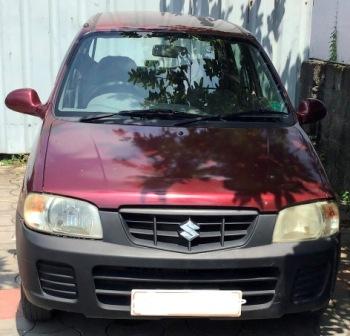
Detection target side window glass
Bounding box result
[248,48,287,112]
[230,43,256,109]
[59,39,95,109]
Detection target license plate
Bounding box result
[131,290,244,317]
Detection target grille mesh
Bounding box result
[120,208,258,252]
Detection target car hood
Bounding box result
[43,120,333,212]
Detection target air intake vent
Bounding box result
[120,208,258,252]
[93,266,279,309]
[292,264,330,304]
[37,261,78,300]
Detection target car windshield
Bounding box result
[57,32,289,120]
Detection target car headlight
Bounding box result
[23,193,103,239]
[272,201,339,243]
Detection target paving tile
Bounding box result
[16,316,35,335]
[55,312,110,336]
[239,315,319,336]
[0,202,14,212]
[0,188,15,195]
[185,319,243,336]
[26,319,81,335]
[0,196,17,202]
[0,198,18,206]
[0,218,15,227]
[0,289,20,320]
[0,226,15,234]
[164,320,245,336]
[0,249,19,289]
[0,273,19,290]
[0,256,17,272]
[163,320,192,336]
[0,318,22,336]
[0,231,15,243]
[0,213,14,226]
[106,320,165,336]
[319,283,350,336]
[0,298,33,335]
[27,330,80,336]
[0,242,16,251]
[0,177,11,184]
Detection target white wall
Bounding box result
[310,0,350,64]
[235,0,313,110]
[0,0,312,153]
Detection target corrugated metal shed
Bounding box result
[0,0,313,153]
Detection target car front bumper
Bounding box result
[16,213,340,320]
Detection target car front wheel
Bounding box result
[21,286,52,322]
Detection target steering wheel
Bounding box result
[84,81,144,106]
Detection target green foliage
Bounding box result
[128,56,239,114]
[127,40,270,116]
[329,25,338,62]
[341,191,350,206]
[0,154,29,166]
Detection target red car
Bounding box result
[5,12,339,321]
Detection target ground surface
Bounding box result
[0,165,349,336]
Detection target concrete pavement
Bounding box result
[0,165,349,335]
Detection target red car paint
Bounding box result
[8,12,333,213]
[42,120,332,212]
[86,11,246,36]
[4,88,45,118]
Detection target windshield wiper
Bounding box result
[172,109,288,126]
[172,114,224,126]
[79,109,205,122]
[80,108,288,124]
[225,109,289,120]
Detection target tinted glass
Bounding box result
[57,32,288,117]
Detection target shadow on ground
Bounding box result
[16,301,349,336]
[0,251,20,290]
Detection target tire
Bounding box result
[21,286,52,322]
[309,307,327,319]
[299,307,327,320]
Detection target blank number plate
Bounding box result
[131,290,244,317]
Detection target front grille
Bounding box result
[93,266,279,309]
[120,208,258,252]
[37,261,78,300]
[292,264,330,304]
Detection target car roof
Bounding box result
[83,11,251,38]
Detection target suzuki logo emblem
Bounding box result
[179,219,200,242]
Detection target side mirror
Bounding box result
[5,88,45,118]
[297,98,327,124]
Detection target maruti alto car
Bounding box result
[5,12,339,321]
